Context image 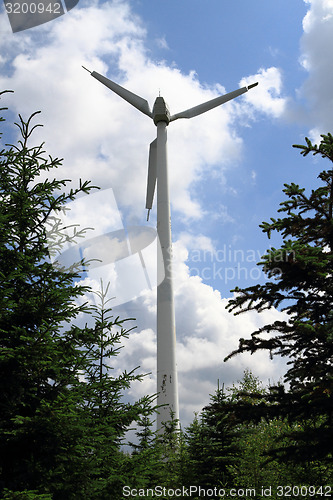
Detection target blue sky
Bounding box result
[1,0,332,427]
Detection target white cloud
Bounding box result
[0,1,284,222]
[299,0,333,133]
[155,36,169,50]
[111,235,288,425]
[240,67,287,119]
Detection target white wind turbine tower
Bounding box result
[83,66,258,431]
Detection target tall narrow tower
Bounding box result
[153,98,179,429]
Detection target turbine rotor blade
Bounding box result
[170,82,258,122]
[146,139,157,220]
[89,70,152,118]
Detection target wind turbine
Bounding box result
[83,66,258,431]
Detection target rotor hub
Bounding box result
[152,96,170,125]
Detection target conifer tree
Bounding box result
[185,383,238,489]
[225,134,333,463]
[0,95,94,494]
[0,92,154,498]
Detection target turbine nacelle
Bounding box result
[153,96,171,125]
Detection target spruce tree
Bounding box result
[0,95,94,494]
[225,134,333,463]
[185,383,238,489]
[0,92,154,498]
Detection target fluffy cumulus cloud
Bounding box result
[0,1,287,220]
[299,0,333,137]
[0,0,294,427]
[113,235,288,425]
[240,67,288,119]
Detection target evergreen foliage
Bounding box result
[186,383,238,489]
[225,134,333,463]
[186,371,332,498]
[0,92,154,498]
